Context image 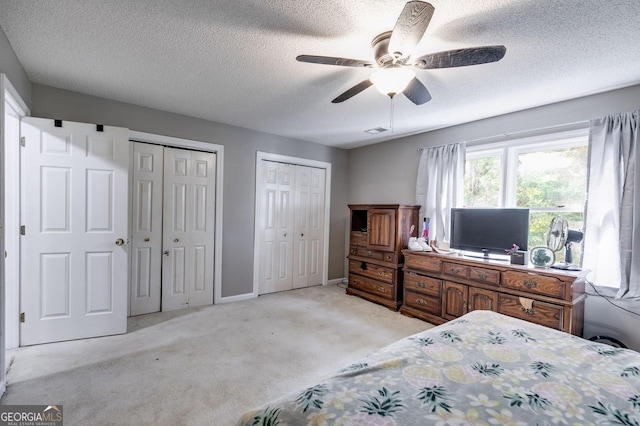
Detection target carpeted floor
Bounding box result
[1,284,433,425]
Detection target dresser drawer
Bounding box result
[355,248,396,263]
[404,271,441,297]
[405,254,442,273]
[469,266,500,286]
[350,231,367,247]
[348,274,393,300]
[443,261,469,279]
[405,290,441,316]
[498,294,563,330]
[502,271,565,299]
[349,260,394,284]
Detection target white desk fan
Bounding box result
[547,216,583,270]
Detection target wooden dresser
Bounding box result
[401,251,587,336]
[346,204,420,310]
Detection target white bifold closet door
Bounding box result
[258,160,325,294]
[130,143,163,316]
[130,143,216,315]
[20,118,129,345]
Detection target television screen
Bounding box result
[450,208,529,256]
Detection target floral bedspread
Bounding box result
[237,310,640,426]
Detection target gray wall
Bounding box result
[30,84,349,298]
[348,84,640,350]
[0,26,30,107]
[349,84,640,205]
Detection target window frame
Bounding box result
[465,128,589,214]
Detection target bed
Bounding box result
[237,310,640,425]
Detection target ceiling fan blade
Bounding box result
[403,77,431,105]
[388,1,435,62]
[296,55,374,68]
[413,45,506,69]
[331,80,374,103]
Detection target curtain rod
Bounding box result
[416,120,589,151]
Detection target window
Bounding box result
[463,129,589,264]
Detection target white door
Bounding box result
[129,142,163,316]
[293,166,326,289]
[259,161,295,294]
[20,118,129,346]
[162,147,216,311]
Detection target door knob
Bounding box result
[163,250,170,256]
[144,237,150,242]
[174,238,179,243]
[115,238,125,246]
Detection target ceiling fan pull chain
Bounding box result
[390,96,395,134]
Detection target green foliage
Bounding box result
[630,395,640,410]
[295,384,329,412]
[485,331,507,345]
[516,146,588,208]
[339,363,369,374]
[439,330,462,343]
[503,392,552,412]
[511,329,536,342]
[472,362,504,377]
[589,401,640,426]
[412,336,435,347]
[359,387,405,417]
[252,407,281,426]
[465,156,501,207]
[530,361,555,378]
[587,344,624,357]
[417,385,453,413]
[621,367,640,378]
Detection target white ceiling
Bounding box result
[1,1,639,149]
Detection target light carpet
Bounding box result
[1,284,433,425]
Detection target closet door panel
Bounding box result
[130,142,163,316]
[259,161,295,294]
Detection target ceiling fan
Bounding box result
[296,1,506,105]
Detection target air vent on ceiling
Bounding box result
[365,127,388,134]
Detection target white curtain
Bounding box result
[583,110,640,299]
[415,143,466,247]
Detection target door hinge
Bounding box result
[20,225,25,235]
[20,312,25,323]
[20,137,25,147]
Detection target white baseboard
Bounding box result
[217,278,347,304]
[217,292,256,304]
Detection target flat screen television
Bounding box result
[450,208,529,258]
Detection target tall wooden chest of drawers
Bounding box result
[401,251,588,336]
[346,204,420,310]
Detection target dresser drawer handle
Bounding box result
[352,279,358,284]
[520,307,536,315]
[417,298,426,306]
[417,281,426,288]
[378,286,387,293]
[523,279,539,289]
[478,273,488,280]
[379,272,385,276]
[450,267,462,274]
[366,250,372,256]
[360,262,367,270]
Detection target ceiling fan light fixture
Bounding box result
[370,67,415,96]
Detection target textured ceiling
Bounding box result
[1,0,639,149]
